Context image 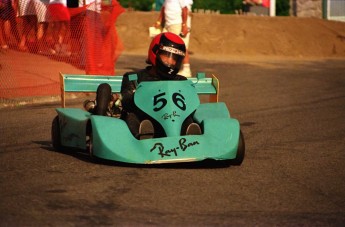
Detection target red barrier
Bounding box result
[0,1,124,99]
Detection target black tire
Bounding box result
[86,121,94,157]
[229,130,245,166]
[51,116,62,150]
[94,83,112,116]
[87,133,93,157]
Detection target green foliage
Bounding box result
[118,0,153,11]
[192,0,243,14]
[117,0,290,16]
[276,0,290,16]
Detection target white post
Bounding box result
[270,0,276,16]
[327,0,330,20]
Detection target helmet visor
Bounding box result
[158,45,185,69]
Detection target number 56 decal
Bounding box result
[153,92,186,112]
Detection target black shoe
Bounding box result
[186,123,202,135]
[108,99,122,118]
[139,120,154,140]
[83,100,95,113]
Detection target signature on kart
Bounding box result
[162,111,180,121]
[149,138,200,158]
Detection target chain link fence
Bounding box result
[0,1,124,102]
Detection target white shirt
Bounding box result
[185,0,193,5]
[163,0,189,26]
[79,0,101,11]
[49,0,67,5]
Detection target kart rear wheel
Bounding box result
[51,116,62,151]
[229,130,245,165]
[94,83,112,116]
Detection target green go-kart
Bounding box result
[51,73,245,165]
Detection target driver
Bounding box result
[88,32,201,139]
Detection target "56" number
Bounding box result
[153,92,186,112]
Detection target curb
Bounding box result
[0,94,87,109]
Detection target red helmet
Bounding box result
[147,32,186,79]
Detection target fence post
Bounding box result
[270,0,276,16]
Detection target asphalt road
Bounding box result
[1,55,345,226]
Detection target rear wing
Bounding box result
[59,72,219,107]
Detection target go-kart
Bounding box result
[51,72,245,165]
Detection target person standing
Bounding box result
[65,0,124,74]
[35,0,53,54]
[154,0,193,77]
[15,0,37,51]
[48,0,71,55]
[0,0,20,49]
[15,0,51,52]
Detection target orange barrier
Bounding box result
[0,1,124,99]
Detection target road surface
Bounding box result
[1,55,345,226]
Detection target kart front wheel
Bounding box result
[87,133,94,157]
[86,122,94,157]
[229,130,245,166]
[51,116,62,151]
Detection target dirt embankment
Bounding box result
[116,11,345,59]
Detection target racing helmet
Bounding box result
[147,32,186,79]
